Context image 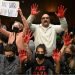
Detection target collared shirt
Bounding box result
[27,15,67,56]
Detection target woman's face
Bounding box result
[36,47,45,54]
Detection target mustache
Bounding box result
[44,20,48,23]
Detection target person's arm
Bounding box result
[54,45,66,74]
[0,19,10,37]
[55,64,60,75]
[18,49,32,72]
[27,4,39,24]
[27,4,39,32]
[18,8,29,36]
[52,49,61,74]
[18,48,32,73]
[18,30,33,63]
[60,31,72,55]
[18,49,28,63]
[52,30,71,74]
[52,46,67,74]
[54,5,68,33]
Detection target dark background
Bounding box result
[0,0,75,32]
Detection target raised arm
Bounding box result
[60,30,72,55]
[18,8,29,36]
[27,4,39,31]
[27,3,39,24]
[52,30,72,74]
[0,19,10,37]
[54,5,68,33]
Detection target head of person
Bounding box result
[12,21,23,33]
[64,44,75,60]
[4,44,16,62]
[41,13,50,28]
[35,44,46,60]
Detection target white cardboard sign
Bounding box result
[0,1,19,17]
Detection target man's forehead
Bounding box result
[36,48,44,52]
[42,14,50,17]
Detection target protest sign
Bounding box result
[0,1,19,17]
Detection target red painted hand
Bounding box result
[31,3,39,15]
[63,32,71,46]
[19,50,27,63]
[23,29,33,44]
[52,49,61,63]
[56,5,67,18]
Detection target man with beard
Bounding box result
[27,4,68,57]
[27,4,68,64]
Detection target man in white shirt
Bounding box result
[27,4,68,57]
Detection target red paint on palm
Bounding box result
[56,5,67,18]
[23,29,32,44]
[19,50,27,62]
[31,3,39,15]
[52,49,61,63]
[63,33,71,46]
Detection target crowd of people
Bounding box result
[0,3,75,75]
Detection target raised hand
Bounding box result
[23,29,33,44]
[63,32,71,46]
[56,5,67,18]
[19,50,28,63]
[31,3,39,15]
[52,49,61,63]
[18,8,29,35]
[18,8,23,17]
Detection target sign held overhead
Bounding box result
[0,1,19,17]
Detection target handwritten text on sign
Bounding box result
[0,1,19,17]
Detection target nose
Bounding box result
[39,51,43,54]
[44,18,47,20]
